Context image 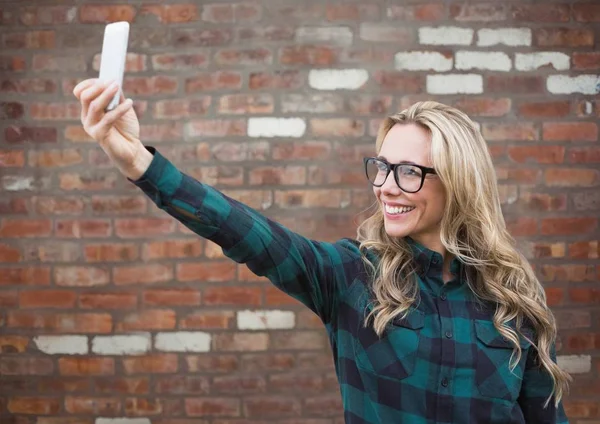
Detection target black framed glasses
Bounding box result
[363,157,437,193]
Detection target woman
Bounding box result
[73,79,571,424]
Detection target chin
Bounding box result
[383,221,412,239]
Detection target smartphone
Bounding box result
[98,21,130,112]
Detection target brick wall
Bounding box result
[0,1,599,423]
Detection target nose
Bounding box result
[380,170,402,196]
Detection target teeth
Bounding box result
[385,204,415,215]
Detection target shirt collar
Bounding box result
[404,236,463,281]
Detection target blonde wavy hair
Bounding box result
[356,101,571,406]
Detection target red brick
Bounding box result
[29,103,80,121]
[280,46,339,65]
[215,47,272,66]
[453,98,511,117]
[123,76,178,96]
[541,265,596,283]
[0,56,26,72]
[180,311,234,329]
[573,3,600,22]
[0,357,53,375]
[79,5,136,23]
[154,98,211,118]
[249,166,306,185]
[517,101,570,118]
[1,78,57,94]
[115,218,175,238]
[483,123,539,141]
[59,358,115,376]
[203,287,262,306]
[85,243,139,262]
[0,336,29,353]
[249,70,303,90]
[37,377,90,393]
[152,53,208,71]
[64,396,120,414]
[541,217,597,235]
[186,119,247,138]
[271,331,328,350]
[125,397,163,415]
[244,396,301,417]
[213,333,269,352]
[8,311,112,333]
[1,101,25,119]
[33,196,84,215]
[4,126,57,143]
[544,122,598,142]
[272,141,331,161]
[140,4,198,23]
[117,309,176,331]
[186,354,239,373]
[172,28,233,47]
[0,243,21,262]
[29,149,82,167]
[142,239,203,260]
[545,168,598,187]
[177,261,236,282]
[374,71,423,93]
[93,377,150,395]
[186,397,241,417]
[2,31,55,49]
[0,267,50,286]
[56,219,112,238]
[506,217,538,236]
[142,289,201,306]
[511,4,569,22]
[54,266,110,287]
[311,119,365,137]
[570,288,600,304]
[545,287,564,307]
[573,52,600,70]
[535,28,594,47]
[451,4,506,21]
[19,290,76,308]
[218,94,274,115]
[0,291,18,307]
[59,173,118,191]
[387,4,444,21]
[508,146,564,164]
[486,76,545,94]
[122,354,178,375]
[79,292,137,309]
[516,192,567,212]
[569,240,599,259]
[8,397,60,415]
[238,26,295,43]
[0,219,51,238]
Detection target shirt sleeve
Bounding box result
[128,146,364,324]
[517,342,569,424]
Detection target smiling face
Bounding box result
[374,123,447,248]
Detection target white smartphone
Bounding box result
[98,21,130,112]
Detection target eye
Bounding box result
[399,166,421,177]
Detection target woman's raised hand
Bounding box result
[73,78,152,180]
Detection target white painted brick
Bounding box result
[296,26,353,46]
[477,28,532,47]
[394,51,453,71]
[248,117,306,138]
[2,176,35,191]
[547,75,600,95]
[34,335,88,355]
[92,334,151,355]
[308,69,369,90]
[155,331,211,352]
[96,419,151,424]
[557,354,591,374]
[515,52,570,71]
[419,26,473,45]
[426,74,483,94]
[237,310,296,330]
[456,51,511,71]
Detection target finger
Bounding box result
[93,98,134,140]
[73,78,98,99]
[80,81,108,121]
[87,81,119,124]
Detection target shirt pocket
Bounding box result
[474,319,532,402]
[354,307,424,381]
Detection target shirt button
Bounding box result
[432,257,439,264]
[441,378,449,387]
[445,331,453,339]
[440,293,447,301]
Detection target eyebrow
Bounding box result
[376,155,418,166]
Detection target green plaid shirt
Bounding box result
[131,147,569,424]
